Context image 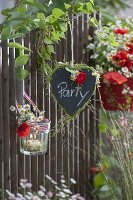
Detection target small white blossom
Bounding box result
[63,188,72,194]
[37,116,44,122]
[70,178,76,184]
[25,183,32,188]
[38,190,45,197]
[59,191,66,198]
[45,174,52,181]
[10,106,16,111]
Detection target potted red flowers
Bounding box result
[89,17,133,111]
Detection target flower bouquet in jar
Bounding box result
[89,17,133,111]
[10,94,50,155]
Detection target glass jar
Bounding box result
[20,119,50,155]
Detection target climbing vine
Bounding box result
[0,0,97,79]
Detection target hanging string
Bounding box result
[69,16,74,68]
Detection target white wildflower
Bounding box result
[62,184,68,188]
[20,182,25,189]
[20,178,28,184]
[23,104,30,111]
[45,174,52,181]
[32,196,41,200]
[10,106,16,112]
[38,190,45,197]
[61,179,66,184]
[59,191,66,198]
[129,90,133,95]
[122,89,128,95]
[55,185,61,190]
[122,67,128,73]
[51,180,57,185]
[70,178,76,184]
[25,183,32,189]
[19,108,26,115]
[63,188,72,194]
[47,191,53,198]
[39,185,46,192]
[39,111,45,116]
[37,116,44,122]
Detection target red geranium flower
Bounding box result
[90,166,99,174]
[112,50,128,61]
[16,123,30,138]
[75,71,87,85]
[103,72,128,84]
[126,43,133,54]
[118,59,133,70]
[113,28,128,35]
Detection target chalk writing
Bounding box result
[57,82,90,106]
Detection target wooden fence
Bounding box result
[0,15,99,199]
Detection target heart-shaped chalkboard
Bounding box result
[50,67,96,116]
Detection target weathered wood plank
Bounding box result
[2,40,10,190]
[15,37,25,184]
[30,31,38,191]
[9,46,17,193]
[24,34,31,182]
[37,70,44,187]
[0,45,3,192]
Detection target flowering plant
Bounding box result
[91,111,133,199]
[89,17,133,84]
[10,102,45,138]
[70,70,87,85]
[5,175,85,200]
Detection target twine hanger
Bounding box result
[69,16,74,68]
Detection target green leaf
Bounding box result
[37,13,46,29]
[1,8,11,16]
[98,123,108,133]
[52,8,64,19]
[16,67,29,80]
[15,54,29,67]
[64,3,71,10]
[47,45,55,54]
[83,2,94,13]
[44,37,54,44]
[94,173,105,187]
[8,42,32,52]
[90,17,99,27]
[90,0,94,5]
[1,27,12,40]
[21,0,47,12]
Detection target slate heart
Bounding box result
[50,67,96,116]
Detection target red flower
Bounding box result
[126,43,133,54]
[113,28,128,35]
[103,72,128,84]
[112,50,128,61]
[75,71,87,85]
[119,59,133,70]
[16,123,30,138]
[90,167,99,174]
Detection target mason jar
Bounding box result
[20,119,50,155]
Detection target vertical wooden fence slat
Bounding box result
[9,46,17,192]
[30,31,38,190]
[2,40,10,190]
[44,83,50,186]
[0,45,3,193]
[37,70,45,186]
[15,37,25,183]
[24,34,31,182]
